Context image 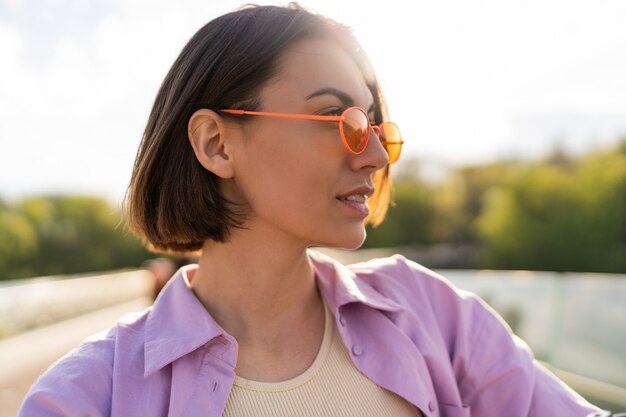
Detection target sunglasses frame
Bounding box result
[220,106,403,163]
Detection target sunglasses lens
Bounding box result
[379,122,402,164]
[341,108,369,153]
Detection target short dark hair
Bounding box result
[124,3,392,253]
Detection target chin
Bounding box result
[342,233,367,250]
[316,226,366,251]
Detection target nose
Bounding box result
[349,126,389,172]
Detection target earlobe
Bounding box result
[188,109,235,179]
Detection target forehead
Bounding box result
[259,38,374,109]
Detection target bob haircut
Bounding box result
[125,3,393,253]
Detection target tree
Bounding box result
[476,143,626,272]
[0,210,38,279]
[0,196,151,280]
[364,179,435,247]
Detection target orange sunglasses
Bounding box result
[220,106,403,164]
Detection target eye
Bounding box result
[322,108,344,117]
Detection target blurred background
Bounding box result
[1,0,625,415]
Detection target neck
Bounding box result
[189,227,321,347]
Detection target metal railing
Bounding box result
[0,270,152,339]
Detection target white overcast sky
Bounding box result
[1,0,626,204]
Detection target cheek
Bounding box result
[236,125,336,213]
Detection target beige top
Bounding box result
[222,302,423,417]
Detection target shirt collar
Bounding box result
[308,249,404,314]
[144,266,226,377]
[143,250,403,376]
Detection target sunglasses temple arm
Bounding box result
[222,109,343,122]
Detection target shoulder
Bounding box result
[348,254,459,291]
[348,254,488,316]
[311,249,494,327]
[18,309,150,417]
[345,254,505,351]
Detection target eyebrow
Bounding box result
[305,87,376,113]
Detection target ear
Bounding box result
[188,109,236,179]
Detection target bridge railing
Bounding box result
[0,269,152,339]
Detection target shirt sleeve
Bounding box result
[456,296,606,417]
[18,336,113,417]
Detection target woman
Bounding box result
[20,4,603,417]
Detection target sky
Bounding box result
[1,0,626,204]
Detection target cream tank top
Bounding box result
[222,302,424,417]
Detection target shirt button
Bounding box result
[428,401,436,412]
[339,315,346,326]
[351,345,363,356]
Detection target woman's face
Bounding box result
[225,37,388,249]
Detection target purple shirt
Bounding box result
[19,251,603,417]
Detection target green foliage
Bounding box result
[0,210,38,278]
[575,150,626,271]
[366,159,522,248]
[431,163,515,243]
[476,165,585,271]
[364,180,435,247]
[476,144,626,272]
[368,142,626,273]
[0,196,151,281]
